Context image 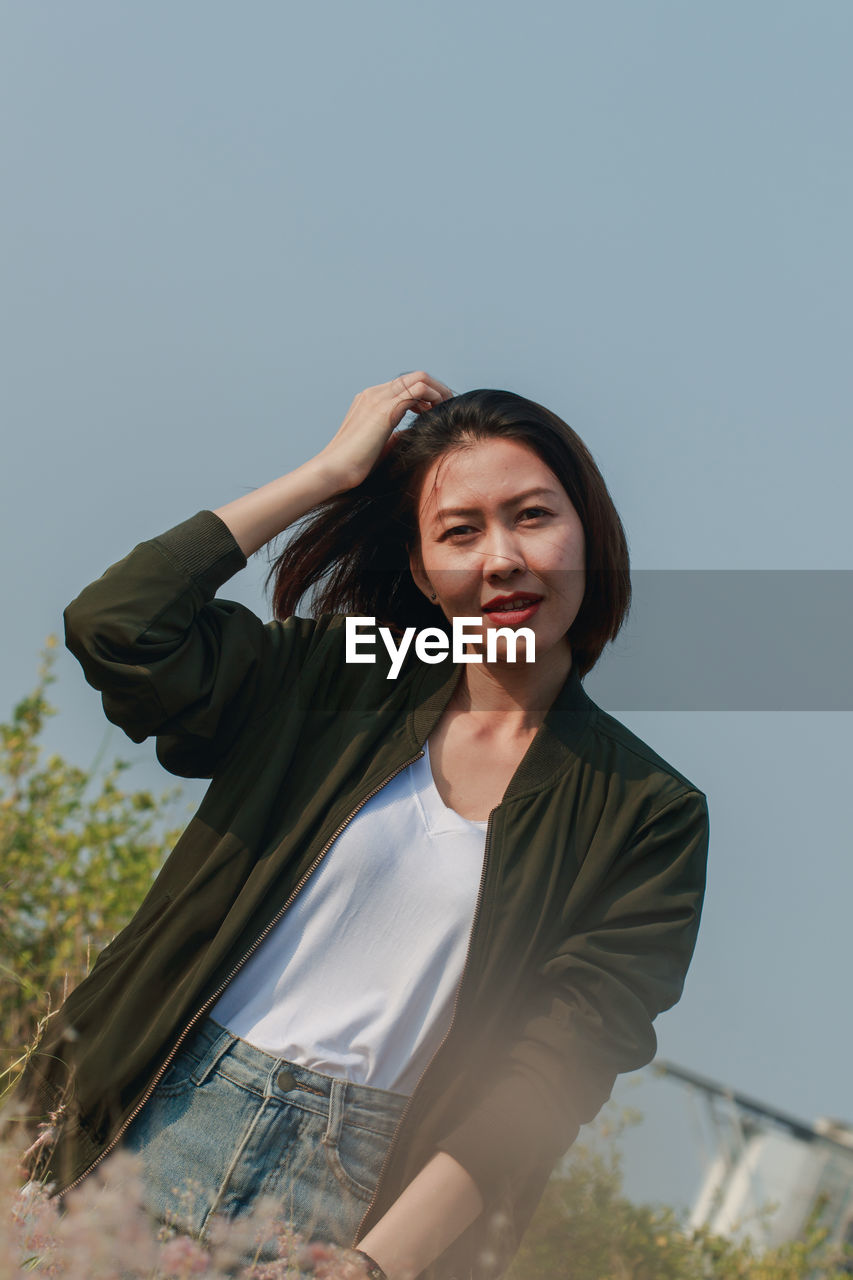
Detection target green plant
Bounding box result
[0,639,183,1087]
[505,1106,853,1279]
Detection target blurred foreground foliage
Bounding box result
[0,640,182,1083]
[1,647,851,1277]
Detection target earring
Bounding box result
[430,591,437,600]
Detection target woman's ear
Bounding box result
[408,543,434,602]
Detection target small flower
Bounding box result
[159,1232,212,1275]
[306,1241,337,1264]
[313,1247,378,1280]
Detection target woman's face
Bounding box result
[409,437,586,667]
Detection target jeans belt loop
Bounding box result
[190,1023,239,1086]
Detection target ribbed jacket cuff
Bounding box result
[151,510,248,593]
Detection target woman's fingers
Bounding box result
[392,371,455,408]
[316,372,455,493]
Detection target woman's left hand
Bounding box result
[316,372,455,494]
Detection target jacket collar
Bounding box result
[405,653,596,803]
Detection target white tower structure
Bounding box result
[655,1060,853,1258]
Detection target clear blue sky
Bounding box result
[3,1,851,1214]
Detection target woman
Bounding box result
[14,373,710,1280]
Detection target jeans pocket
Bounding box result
[152,1045,203,1099]
[322,1122,389,1203]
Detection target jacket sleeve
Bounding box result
[63,509,325,778]
[433,786,710,1208]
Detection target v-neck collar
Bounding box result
[410,741,489,836]
[405,652,596,805]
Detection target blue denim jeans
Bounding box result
[119,1017,409,1262]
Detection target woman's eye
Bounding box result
[519,507,549,521]
[444,524,477,538]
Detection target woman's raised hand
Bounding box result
[317,372,455,493]
[214,372,454,558]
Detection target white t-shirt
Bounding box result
[210,742,488,1096]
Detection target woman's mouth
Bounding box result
[481,595,543,626]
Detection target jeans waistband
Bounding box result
[179,1017,410,1139]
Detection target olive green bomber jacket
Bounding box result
[15,509,710,1280]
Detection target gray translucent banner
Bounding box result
[585,570,852,711]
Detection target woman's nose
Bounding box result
[481,526,525,577]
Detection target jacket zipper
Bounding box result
[353,801,497,1248]
[59,749,427,1197]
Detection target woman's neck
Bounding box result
[451,641,573,733]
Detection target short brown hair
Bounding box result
[268,389,631,677]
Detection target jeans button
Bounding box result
[277,1068,297,1093]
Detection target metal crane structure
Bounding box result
[653,1059,853,1259]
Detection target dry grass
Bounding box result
[0,1110,379,1279]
